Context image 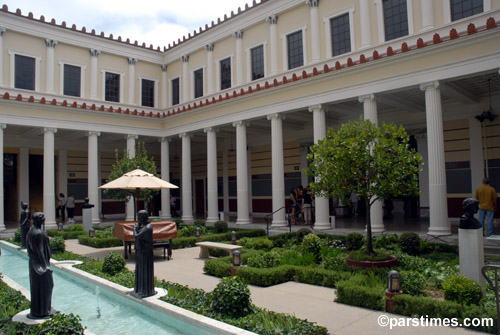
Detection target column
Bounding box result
[420,81,450,235]
[90,50,100,99]
[421,0,435,31]
[88,131,101,224]
[58,149,67,200]
[128,58,137,104]
[267,15,279,76]
[234,31,244,86]
[469,118,485,194]
[43,128,57,229]
[268,114,286,226]
[0,124,5,231]
[206,44,214,95]
[300,146,309,187]
[45,39,57,94]
[160,138,172,220]
[19,147,29,205]
[416,134,429,216]
[233,121,250,224]
[307,0,321,63]
[0,28,6,86]
[248,149,253,214]
[181,55,189,103]
[223,149,230,218]
[161,65,168,108]
[358,94,384,233]
[180,133,194,223]
[205,128,219,224]
[308,105,330,229]
[125,134,137,221]
[360,0,372,48]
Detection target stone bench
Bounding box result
[195,241,242,259]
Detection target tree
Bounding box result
[306,119,422,255]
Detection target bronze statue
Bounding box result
[132,210,156,298]
[27,212,54,319]
[459,197,482,229]
[20,201,31,249]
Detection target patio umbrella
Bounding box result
[99,168,178,221]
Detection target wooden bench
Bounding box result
[195,241,242,259]
[154,240,173,260]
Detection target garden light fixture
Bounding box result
[89,228,95,238]
[231,231,237,245]
[387,270,401,292]
[195,227,201,238]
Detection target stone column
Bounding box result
[161,65,168,108]
[359,0,372,48]
[43,128,57,229]
[0,28,6,86]
[181,55,189,103]
[223,149,229,218]
[88,131,101,224]
[45,39,57,94]
[180,133,194,223]
[128,58,137,105]
[234,31,244,87]
[416,134,429,215]
[469,118,484,195]
[421,0,435,31]
[300,146,309,187]
[90,50,100,99]
[19,147,29,205]
[206,44,214,95]
[125,135,138,221]
[205,127,219,224]
[233,121,250,224]
[160,137,172,220]
[307,0,321,63]
[420,81,450,235]
[359,94,384,233]
[308,105,330,229]
[267,15,279,76]
[267,114,286,226]
[58,149,67,200]
[0,124,5,231]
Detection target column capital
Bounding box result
[160,137,172,143]
[0,123,6,130]
[0,27,6,36]
[204,127,219,134]
[181,55,189,63]
[90,49,100,57]
[88,131,101,137]
[414,133,427,140]
[308,104,324,113]
[126,134,138,140]
[420,81,440,91]
[266,15,278,24]
[306,0,320,8]
[128,58,137,65]
[161,64,168,72]
[267,113,285,121]
[205,44,214,52]
[233,30,244,39]
[358,94,375,103]
[45,39,57,48]
[43,127,57,134]
[232,120,249,128]
[179,132,193,138]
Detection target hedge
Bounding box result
[203,259,231,277]
[171,229,265,250]
[335,281,385,311]
[78,236,123,248]
[294,267,351,288]
[47,229,88,240]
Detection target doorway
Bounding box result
[195,179,205,216]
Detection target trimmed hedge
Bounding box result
[78,236,123,248]
[294,267,351,288]
[335,281,385,311]
[235,265,296,287]
[47,229,88,240]
[203,259,231,277]
[171,229,265,250]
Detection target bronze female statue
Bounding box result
[20,201,31,249]
[132,210,156,298]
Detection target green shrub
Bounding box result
[296,228,313,243]
[442,275,483,305]
[208,248,230,258]
[50,236,66,253]
[335,280,385,310]
[345,232,364,251]
[247,252,280,268]
[102,251,126,275]
[236,265,296,287]
[280,250,316,267]
[203,259,231,277]
[348,249,392,261]
[34,311,85,334]
[213,221,228,233]
[211,276,252,318]
[399,270,426,295]
[399,232,421,255]
[396,252,432,272]
[391,294,463,318]
[248,237,274,251]
[173,218,183,229]
[268,232,297,248]
[294,267,350,288]
[321,251,348,272]
[13,228,22,242]
[194,219,206,227]
[66,224,84,231]
[373,233,399,250]
[301,233,322,263]
[78,236,123,248]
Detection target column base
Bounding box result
[181,216,194,224]
[428,226,451,236]
[206,217,219,225]
[271,220,287,227]
[44,221,58,230]
[313,222,331,230]
[236,218,251,225]
[161,215,172,221]
[91,219,101,225]
[371,225,386,233]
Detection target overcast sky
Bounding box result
[8,0,252,48]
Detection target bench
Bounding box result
[195,241,242,259]
[154,240,173,260]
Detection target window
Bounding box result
[287,30,303,70]
[451,0,483,21]
[330,13,351,56]
[194,69,203,99]
[250,45,264,81]
[104,72,120,102]
[383,0,409,41]
[171,77,180,106]
[63,64,81,97]
[141,79,155,107]
[15,55,35,90]
[220,58,231,90]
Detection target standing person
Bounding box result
[302,186,313,226]
[296,185,304,222]
[66,194,75,224]
[289,187,298,224]
[350,192,359,217]
[56,193,66,223]
[475,177,497,237]
[170,195,178,218]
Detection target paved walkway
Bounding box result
[65,239,488,335]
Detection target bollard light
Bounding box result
[195,227,201,238]
[89,228,95,238]
[58,223,63,231]
[387,270,401,292]
[231,231,237,245]
[232,250,241,267]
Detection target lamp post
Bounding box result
[231,250,241,276]
[89,228,95,238]
[231,231,237,245]
[385,270,402,312]
[195,227,201,239]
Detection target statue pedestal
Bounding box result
[82,208,92,231]
[459,228,484,283]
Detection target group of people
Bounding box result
[289,186,314,225]
[56,193,75,224]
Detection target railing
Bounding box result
[264,206,291,236]
[482,263,500,335]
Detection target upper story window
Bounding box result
[171,77,180,106]
[451,0,483,21]
[383,0,409,41]
[220,57,231,90]
[330,13,351,57]
[63,64,81,97]
[194,68,203,99]
[287,30,304,70]
[104,72,120,102]
[15,54,35,90]
[251,45,264,81]
[141,79,155,107]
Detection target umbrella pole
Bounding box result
[136,188,140,221]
